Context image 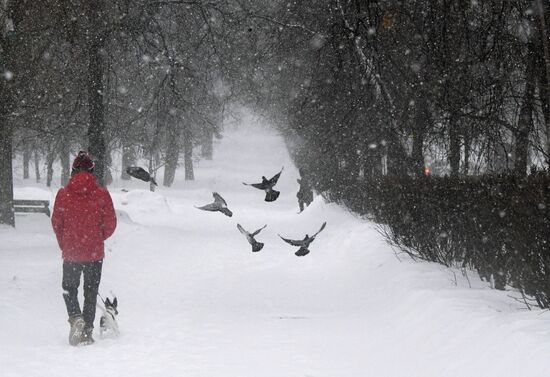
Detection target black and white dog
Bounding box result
[98,296,120,338]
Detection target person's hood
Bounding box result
[67,172,98,195]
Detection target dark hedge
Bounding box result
[324,174,550,308]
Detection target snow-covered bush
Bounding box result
[326,174,550,309]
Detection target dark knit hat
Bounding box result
[71,151,95,173]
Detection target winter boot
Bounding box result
[79,327,95,346]
[68,315,85,346]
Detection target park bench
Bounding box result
[13,199,51,217]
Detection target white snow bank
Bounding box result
[2,115,550,377]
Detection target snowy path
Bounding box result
[2,120,550,377]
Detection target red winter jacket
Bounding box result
[51,172,117,262]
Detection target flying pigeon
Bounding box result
[126,166,158,186]
[237,223,267,252]
[279,222,327,257]
[243,167,284,202]
[196,192,233,217]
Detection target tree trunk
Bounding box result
[148,155,155,192]
[540,64,550,166]
[163,111,180,186]
[46,148,55,188]
[183,123,194,181]
[412,96,428,177]
[163,73,181,187]
[448,115,461,177]
[536,0,550,165]
[163,138,179,187]
[515,42,537,176]
[463,133,471,175]
[0,120,14,226]
[515,126,531,177]
[34,149,41,183]
[60,140,70,187]
[0,11,17,226]
[23,145,31,179]
[86,2,106,186]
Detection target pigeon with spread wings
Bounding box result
[279,222,326,256]
[243,167,284,202]
[237,224,267,252]
[195,192,233,217]
[126,166,158,186]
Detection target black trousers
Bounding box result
[62,260,103,329]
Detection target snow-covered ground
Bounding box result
[2,119,550,377]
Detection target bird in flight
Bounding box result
[279,222,327,256]
[196,192,233,217]
[243,167,284,202]
[237,223,267,252]
[126,166,158,186]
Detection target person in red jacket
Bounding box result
[52,151,117,346]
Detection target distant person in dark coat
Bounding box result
[296,169,314,212]
[51,151,117,346]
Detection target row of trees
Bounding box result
[3,1,549,228]
[1,0,267,226]
[239,1,550,302]
[248,1,550,188]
